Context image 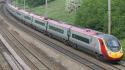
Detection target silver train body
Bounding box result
[5,2,123,61]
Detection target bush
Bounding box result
[76,0,125,39]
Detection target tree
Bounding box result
[65,0,81,13]
[76,0,125,39]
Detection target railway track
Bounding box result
[0,52,11,70]
[0,2,125,70]
[0,21,37,70]
[0,25,51,70]
[108,61,125,70]
[0,13,56,70]
[0,39,23,70]
[0,3,64,70]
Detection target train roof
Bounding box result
[30,13,45,20]
[48,19,71,28]
[18,9,30,14]
[71,26,101,36]
[47,19,102,36]
[9,4,18,10]
[19,10,45,21]
[9,4,103,36]
[97,34,118,40]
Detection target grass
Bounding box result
[14,0,76,24]
[120,39,125,61]
[30,0,76,24]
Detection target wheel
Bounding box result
[48,33,53,38]
[71,43,78,49]
[95,52,99,59]
[95,53,104,61]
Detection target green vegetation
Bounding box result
[76,0,107,31]
[15,0,76,24]
[121,39,125,51]
[31,0,76,24]
[28,0,55,7]
[121,39,125,60]
[15,0,55,7]
[76,0,125,39]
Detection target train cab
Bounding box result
[98,34,124,61]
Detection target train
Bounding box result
[5,1,124,62]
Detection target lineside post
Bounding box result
[108,0,111,34]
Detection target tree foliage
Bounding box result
[76,0,125,39]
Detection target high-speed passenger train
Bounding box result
[5,1,123,62]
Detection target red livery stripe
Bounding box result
[98,38,108,59]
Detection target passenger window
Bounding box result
[72,34,89,44]
[49,25,64,34]
[17,12,21,15]
[24,16,31,20]
[35,20,45,26]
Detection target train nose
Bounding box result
[108,51,123,60]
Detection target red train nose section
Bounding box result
[98,38,108,57]
[98,38,123,61]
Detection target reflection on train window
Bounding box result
[24,16,31,20]
[35,20,45,26]
[49,25,64,34]
[106,39,121,52]
[17,12,21,15]
[72,34,89,44]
